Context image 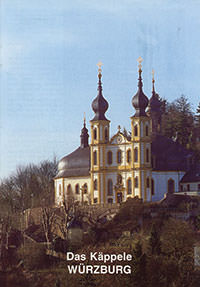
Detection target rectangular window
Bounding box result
[117,150,122,164]
[107,151,113,165]
[127,150,131,163]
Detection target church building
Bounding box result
[54,58,195,206]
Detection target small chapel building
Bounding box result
[54,58,195,206]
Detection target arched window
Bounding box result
[107,151,113,165]
[117,150,122,164]
[67,184,72,194]
[151,179,155,195]
[134,148,138,162]
[127,149,131,163]
[117,174,122,185]
[168,179,175,193]
[108,198,113,204]
[145,125,149,136]
[146,148,149,163]
[134,125,138,136]
[134,177,138,188]
[93,128,97,140]
[75,184,80,194]
[146,177,150,188]
[94,179,98,190]
[107,179,113,196]
[59,184,62,196]
[105,127,108,142]
[83,183,88,194]
[93,151,97,165]
[127,179,132,195]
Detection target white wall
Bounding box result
[105,143,132,167]
[54,176,91,206]
[152,171,185,201]
[181,181,200,192]
[54,178,63,206]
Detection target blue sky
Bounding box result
[0,0,200,179]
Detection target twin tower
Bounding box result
[87,57,161,204]
[55,57,163,206]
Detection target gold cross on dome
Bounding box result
[84,112,86,123]
[137,56,143,69]
[152,69,155,81]
[97,61,103,73]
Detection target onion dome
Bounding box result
[148,69,162,112]
[132,57,149,117]
[80,114,89,148]
[91,62,109,121]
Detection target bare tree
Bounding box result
[41,207,56,248]
[56,196,76,241]
[0,158,58,212]
[0,216,12,271]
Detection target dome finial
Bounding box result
[97,61,103,75]
[137,56,143,71]
[152,69,155,94]
[84,112,86,126]
[97,61,103,95]
[137,56,143,89]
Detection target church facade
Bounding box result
[54,58,194,206]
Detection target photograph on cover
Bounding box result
[0,0,200,286]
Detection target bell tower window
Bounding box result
[134,125,138,136]
[146,148,149,163]
[93,128,97,140]
[105,127,108,142]
[145,125,149,136]
[93,151,97,165]
[134,148,138,162]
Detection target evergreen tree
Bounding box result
[196,102,200,127]
[149,224,161,255]
[123,242,147,287]
[162,95,194,147]
[79,272,97,287]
